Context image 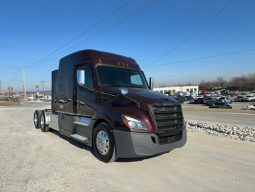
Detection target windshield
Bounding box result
[96,65,148,89]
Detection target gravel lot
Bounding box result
[0,107,255,192]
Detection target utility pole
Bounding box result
[0,80,2,94]
[40,81,45,95]
[22,69,27,99]
[36,84,39,93]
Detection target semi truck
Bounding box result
[33,50,187,162]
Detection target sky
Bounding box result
[0,0,255,91]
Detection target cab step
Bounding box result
[70,134,89,144]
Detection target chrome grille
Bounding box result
[151,104,183,133]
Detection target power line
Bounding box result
[7,69,21,86]
[6,1,133,87]
[56,0,159,55]
[24,0,159,69]
[143,48,255,68]
[7,0,158,89]
[24,0,132,69]
[143,0,235,67]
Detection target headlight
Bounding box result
[122,115,147,130]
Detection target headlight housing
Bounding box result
[122,115,147,130]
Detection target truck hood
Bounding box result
[101,87,179,107]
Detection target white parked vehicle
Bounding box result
[244,95,255,102]
[235,95,246,102]
[247,104,255,110]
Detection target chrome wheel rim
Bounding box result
[40,114,45,128]
[34,114,38,126]
[96,130,110,155]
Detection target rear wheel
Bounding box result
[33,110,41,129]
[93,123,116,163]
[40,111,49,132]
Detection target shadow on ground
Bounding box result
[48,129,167,163]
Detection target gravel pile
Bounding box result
[186,121,255,142]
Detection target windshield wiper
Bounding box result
[102,84,144,88]
[102,84,124,87]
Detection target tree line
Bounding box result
[199,73,255,91]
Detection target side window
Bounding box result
[77,65,94,89]
[130,74,143,86]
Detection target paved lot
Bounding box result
[183,110,255,127]
[183,103,255,127]
[0,107,254,192]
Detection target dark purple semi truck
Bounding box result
[33,50,186,162]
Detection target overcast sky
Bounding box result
[0,0,254,91]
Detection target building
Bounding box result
[153,85,199,96]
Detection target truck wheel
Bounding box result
[93,123,116,163]
[40,111,49,132]
[33,110,41,129]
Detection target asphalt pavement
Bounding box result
[183,103,255,127]
[183,110,255,127]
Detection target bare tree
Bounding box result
[200,73,255,91]
[216,77,226,88]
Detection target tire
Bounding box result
[93,123,116,163]
[33,110,41,129]
[40,111,49,132]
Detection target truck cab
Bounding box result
[34,50,187,162]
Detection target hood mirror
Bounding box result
[77,69,85,86]
[119,87,128,95]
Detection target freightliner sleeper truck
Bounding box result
[33,50,187,162]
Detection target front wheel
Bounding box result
[93,123,116,163]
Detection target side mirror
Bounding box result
[149,77,154,90]
[77,69,85,86]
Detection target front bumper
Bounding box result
[113,128,187,158]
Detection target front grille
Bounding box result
[151,104,183,133]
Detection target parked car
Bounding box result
[244,95,255,102]
[247,104,255,110]
[209,102,232,109]
[235,95,246,102]
[218,96,232,104]
[185,96,194,101]
[192,95,204,104]
[208,100,216,107]
[203,96,213,105]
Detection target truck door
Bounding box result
[76,64,96,117]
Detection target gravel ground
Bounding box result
[186,121,255,142]
[0,107,255,192]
